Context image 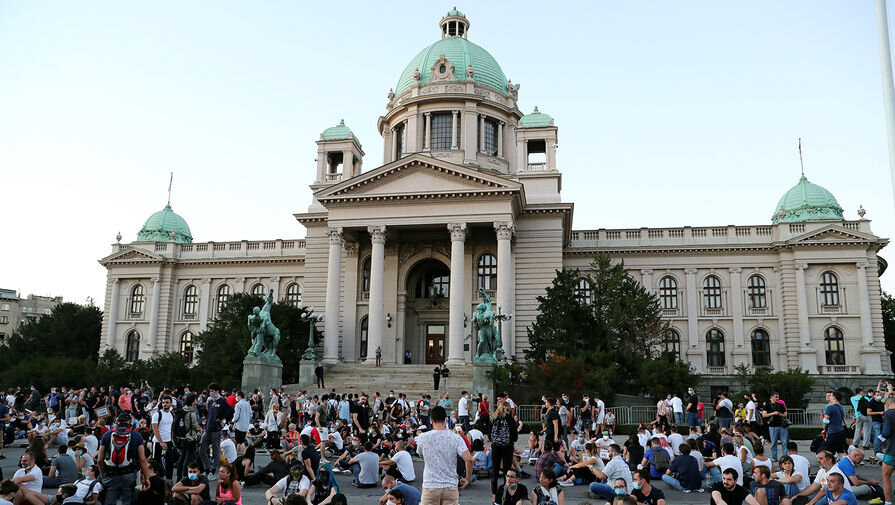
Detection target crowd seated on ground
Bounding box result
[1,383,895,505]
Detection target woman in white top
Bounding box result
[734,435,753,478]
[749,442,773,474]
[557,443,603,487]
[774,455,806,498]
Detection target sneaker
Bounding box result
[696,488,705,493]
[683,489,691,493]
[559,480,574,487]
[207,473,217,481]
[868,498,883,505]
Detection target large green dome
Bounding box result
[393,36,507,100]
[137,204,193,243]
[771,176,844,224]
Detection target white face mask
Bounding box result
[387,500,397,505]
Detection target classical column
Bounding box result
[199,279,211,331]
[342,150,353,176]
[391,127,398,161]
[366,225,387,364]
[497,122,504,157]
[794,263,811,347]
[729,268,748,365]
[424,113,431,150]
[857,262,875,346]
[236,277,245,293]
[148,277,161,352]
[516,138,526,171]
[640,269,653,294]
[495,222,515,358]
[685,269,699,349]
[108,278,120,348]
[479,115,486,152]
[342,243,359,362]
[447,223,467,365]
[451,111,459,149]
[270,276,280,302]
[323,227,344,364]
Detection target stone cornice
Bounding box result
[320,188,519,206]
[563,239,887,256]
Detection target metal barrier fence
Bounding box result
[515,405,841,428]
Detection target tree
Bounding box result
[882,293,895,373]
[639,360,701,400]
[192,293,316,388]
[524,254,668,400]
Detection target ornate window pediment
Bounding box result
[429,55,456,83]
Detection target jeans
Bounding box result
[661,474,686,491]
[768,426,789,460]
[176,438,198,481]
[783,482,801,498]
[873,422,883,454]
[198,430,222,475]
[552,463,567,476]
[589,482,615,499]
[854,416,873,449]
[459,415,469,432]
[675,412,683,425]
[101,472,136,505]
[719,417,732,429]
[709,466,723,484]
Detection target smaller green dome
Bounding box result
[519,106,553,128]
[321,119,361,147]
[444,6,465,18]
[771,175,844,224]
[137,204,193,243]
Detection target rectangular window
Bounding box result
[0,316,8,324]
[430,112,458,150]
[395,123,405,159]
[1,304,9,311]
[482,118,498,156]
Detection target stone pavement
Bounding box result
[0,438,888,504]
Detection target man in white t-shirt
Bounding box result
[265,465,311,505]
[13,452,45,504]
[706,442,743,485]
[794,450,851,505]
[220,432,237,464]
[467,427,484,444]
[457,392,470,432]
[380,441,416,483]
[593,394,606,433]
[670,394,684,426]
[745,397,757,425]
[416,405,475,504]
[48,418,69,446]
[151,396,175,478]
[667,425,685,456]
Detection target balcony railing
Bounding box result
[819,365,862,374]
[707,366,727,374]
[325,173,343,181]
[524,162,548,171]
[698,289,729,317]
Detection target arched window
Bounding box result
[825,326,846,365]
[751,328,771,366]
[662,328,681,362]
[706,328,725,367]
[703,275,722,309]
[216,284,232,314]
[251,283,266,296]
[477,254,497,291]
[747,275,767,309]
[125,330,140,362]
[180,331,194,362]
[428,272,450,298]
[182,285,198,318]
[359,316,369,359]
[820,271,840,307]
[659,276,678,310]
[130,285,145,315]
[574,278,593,305]
[362,258,371,295]
[286,283,302,306]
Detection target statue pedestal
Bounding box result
[299,361,317,388]
[241,358,282,393]
[473,362,496,404]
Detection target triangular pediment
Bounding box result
[789,224,878,244]
[315,153,521,201]
[98,246,164,265]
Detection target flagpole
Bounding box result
[875,0,895,210]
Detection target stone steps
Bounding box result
[284,363,476,399]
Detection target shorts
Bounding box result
[687,412,700,427]
[883,454,895,466]
[235,429,246,445]
[825,430,847,454]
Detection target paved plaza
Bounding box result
[1,438,889,505]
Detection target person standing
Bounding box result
[232,391,253,450]
[150,395,176,480]
[432,365,442,391]
[490,401,518,500]
[199,383,233,480]
[315,364,325,389]
[416,406,475,505]
[176,394,200,481]
[717,393,734,429]
[762,392,788,461]
[404,350,412,364]
[458,392,470,432]
[671,393,684,426]
[97,412,150,505]
[441,364,451,391]
[375,346,382,367]
[868,388,886,462]
[686,387,701,433]
[852,388,871,452]
[879,395,895,505]
[824,391,848,460]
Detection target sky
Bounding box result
[2,1,895,304]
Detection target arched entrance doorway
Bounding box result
[404,258,450,364]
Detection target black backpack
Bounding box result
[171,408,189,441]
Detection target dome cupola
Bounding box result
[136,203,193,243]
[771,175,844,224]
[520,106,554,128]
[440,7,469,38]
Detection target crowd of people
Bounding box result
[0,381,894,505]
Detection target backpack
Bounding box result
[105,431,134,471]
[492,416,512,447]
[651,447,671,473]
[328,403,337,422]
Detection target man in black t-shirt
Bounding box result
[172,463,211,504]
[761,392,788,461]
[494,468,528,505]
[579,395,594,438]
[750,466,786,505]
[686,386,700,433]
[350,396,370,436]
[711,468,758,505]
[300,434,320,481]
[544,398,560,447]
[631,470,666,505]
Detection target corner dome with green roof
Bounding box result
[771,175,844,224]
[136,204,193,243]
[520,106,554,128]
[393,10,507,101]
[321,119,361,147]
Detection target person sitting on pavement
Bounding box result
[378,475,421,505]
[750,466,788,505]
[835,447,883,501]
[711,468,759,505]
[588,444,634,500]
[265,464,311,505]
[346,442,379,488]
[640,438,673,481]
[172,463,211,505]
[662,442,702,493]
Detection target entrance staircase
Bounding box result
[283,363,475,400]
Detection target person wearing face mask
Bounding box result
[867,387,886,462]
[12,452,43,504]
[686,387,701,434]
[457,392,470,433]
[199,383,233,480]
[172,462,211,505]
[96,412,150,505]
[69,465,102,505]
[492,468,528,505]
[378,475,421,505]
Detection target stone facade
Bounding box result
[98,11,890,392]
[0,288,64,342]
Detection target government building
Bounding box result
[98,9,891,392]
